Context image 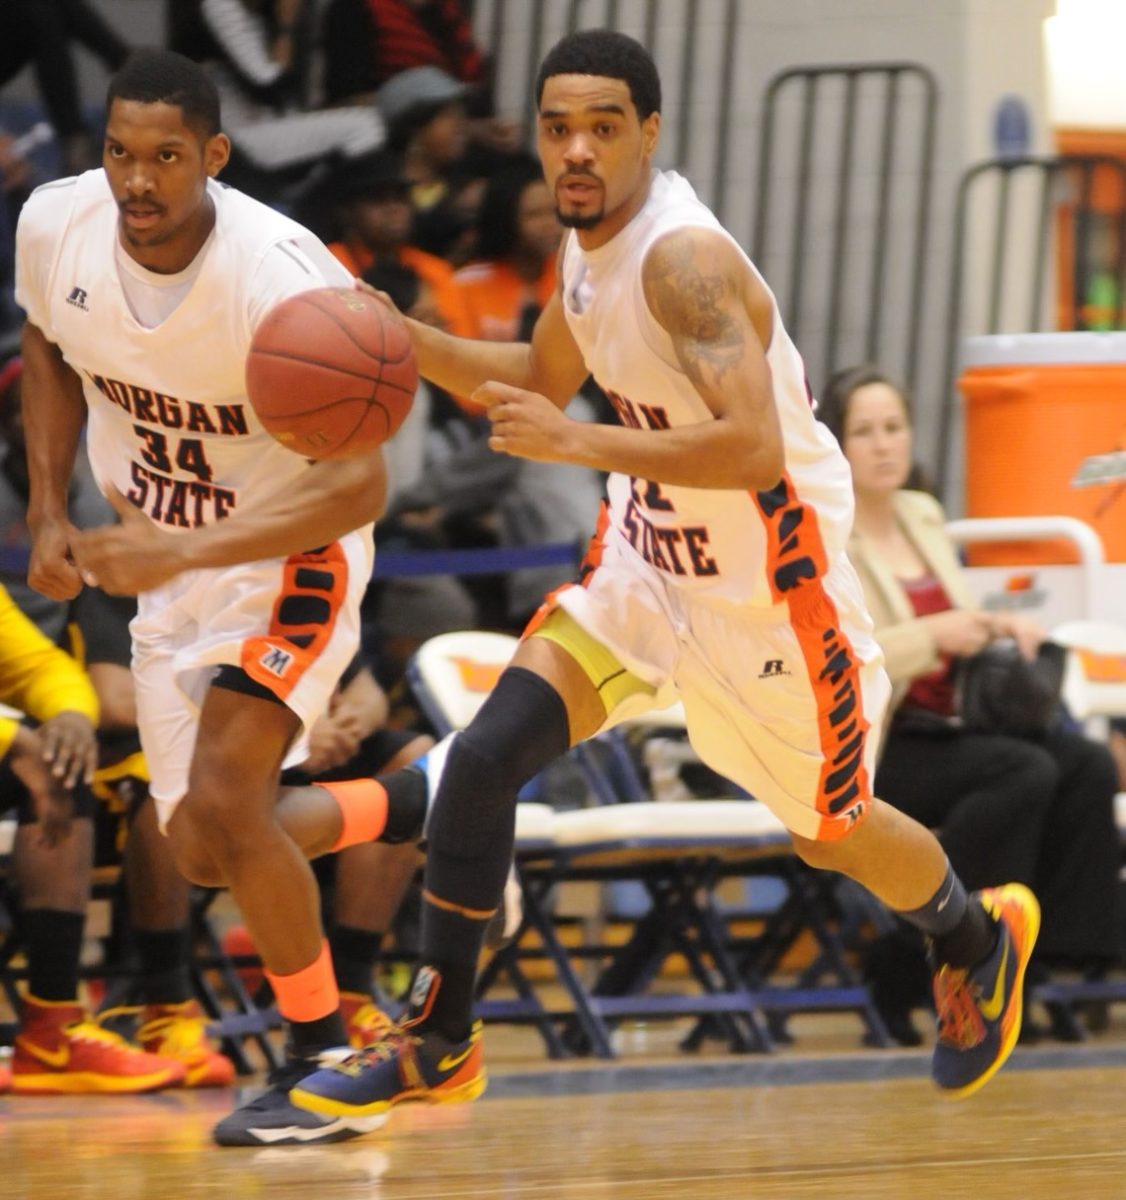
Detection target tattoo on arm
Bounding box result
[643,233,747,390]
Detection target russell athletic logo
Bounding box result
[66,286,89,311]
[758,659,791,678]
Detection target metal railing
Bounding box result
[752,62,939,404]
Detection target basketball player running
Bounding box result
[291,29,1040,1125]
[15,50,433,1146]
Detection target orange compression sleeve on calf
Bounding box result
[264,940,338,1023]
[322,778,389,851]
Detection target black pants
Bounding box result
[876,717,1121,965]
[0,0,128,138]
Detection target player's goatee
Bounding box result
[556,208,603,229]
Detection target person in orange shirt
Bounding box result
[324,150,472,337]
[451,156,561,345]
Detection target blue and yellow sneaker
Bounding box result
[931,883,1040,1099]
[212,1051,388,1146]
[290,969,487,1119]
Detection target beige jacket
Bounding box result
[847,489,977,714]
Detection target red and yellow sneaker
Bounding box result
[0,1059,10,1093]
[338,991,394,1049]
[138,1000,236,1088]
[11,996,186,1095]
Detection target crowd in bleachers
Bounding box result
[0,0,1123,1098]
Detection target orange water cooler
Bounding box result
[958,333,1126,564]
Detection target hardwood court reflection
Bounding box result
[5,1055,1126,1199]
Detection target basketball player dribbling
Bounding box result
[15,49,433,1146]
[291,29,1040,1127]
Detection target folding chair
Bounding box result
[1053,619,1126,726]
[407,630,521,737]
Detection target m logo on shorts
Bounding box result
[758,659,790,678]
[259,646,294,678]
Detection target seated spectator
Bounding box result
[322,0,521,157]
[170,0,383,194]
[452,156,559,345]
[0,582,187,1095]
[0,0,130,174]
[319,150,471,336]
[819,364,1122,1042]
[0,357,233,1087]
[376,65,491,261]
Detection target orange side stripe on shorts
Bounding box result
[240,542,349,701]
[751,472,830,607]
[751,473,871,839]
[790,582,874,840]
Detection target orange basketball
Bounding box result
[245,286,417,459]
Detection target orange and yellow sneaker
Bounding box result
[338,991,394,1049]
[931,883,1040,1099]
[138,1000,236,1088]
[11,996,186,1095]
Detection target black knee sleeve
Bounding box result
[426,667,570,862]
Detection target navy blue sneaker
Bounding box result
[212,1052,388,1146]
[289,969,487,1119]
[931,884,1040,1098]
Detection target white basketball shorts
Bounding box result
[541,527,891,842]
[130,530,372,829]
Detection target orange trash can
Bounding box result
[958,333,1126,564]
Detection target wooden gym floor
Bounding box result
[6,1016,1126,1199]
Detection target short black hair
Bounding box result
[535,30,661,120]
[107,49,221,140]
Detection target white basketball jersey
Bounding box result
[560,170,855,609]
[15,170,361,535]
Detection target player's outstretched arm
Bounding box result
[71,450,388,596]
[476,229,784,491]
[21,321,88,600]
[396,288,589,409]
